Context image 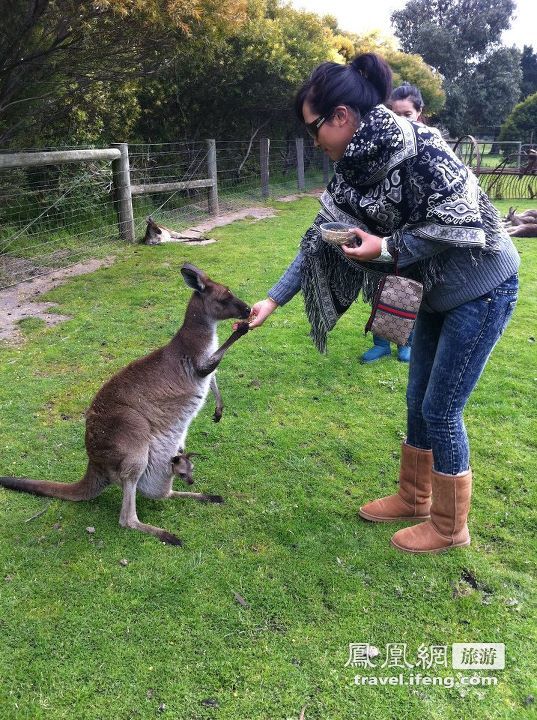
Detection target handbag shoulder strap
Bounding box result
[391,246,399,276]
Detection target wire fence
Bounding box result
[446,139,537,200]
[0,159,121,288]
[128,141,214,234]
[447,139,529,170]
[1,135,535,290]
[0,139,326,289]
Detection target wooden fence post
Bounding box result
[296,138,305,192]
[111,143,135,242]
[260,138,270,198]
[207,139,219,215]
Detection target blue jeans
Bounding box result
[406,274,519,474]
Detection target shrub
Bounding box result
[499,91,537,143]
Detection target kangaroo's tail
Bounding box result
[0,464,109,501]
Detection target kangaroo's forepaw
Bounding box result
[235,321,250,336]
[160,531,183,546]
[213,408,223,423]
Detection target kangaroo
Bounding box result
[171,452,197,485]
[505,207,537,225]
[143,216,178,245]
[0,264,250,546]
[168,452,221,503]
[507,223,537,237]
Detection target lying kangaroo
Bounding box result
[142,216,183,245]
[142,216,208,245]
[0,264,250,545]
[507,223,537,237]
[505,207,537,225]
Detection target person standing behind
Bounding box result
[361,83,426,364]
[390,83,426,122]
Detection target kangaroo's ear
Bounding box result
[146,216,162,233]
[181,263,206,292]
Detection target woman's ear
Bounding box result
[333,105,358,128]
[333,106,349,125]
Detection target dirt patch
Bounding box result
[0,255,45,286]
[276,188,323,202]
[160,206,277,243]
[0,257,116,346]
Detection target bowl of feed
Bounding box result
[320,222,357,246]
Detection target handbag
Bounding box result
[364,250,423,346]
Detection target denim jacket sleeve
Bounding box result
[386,231,448,269]
[267,251,303,305]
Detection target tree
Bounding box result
[392,0,515,70]
[342,31,445,116]
[520,45,537,100]
[1,0,447,148]
[48,81,142,146]
[499,92,537,143]
[464,47,522,132]
[391,0,518,135]
[136,0,335,142]
[0,0,247,146]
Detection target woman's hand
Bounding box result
[342,228,383,261]
[234,298,279,330]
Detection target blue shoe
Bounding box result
[361,336,391,363]
[397,344,411,363]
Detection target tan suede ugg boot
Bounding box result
[390,469,472,553]
[359,443,432,522]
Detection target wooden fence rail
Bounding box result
[0,138,316,248]
[0,148,121,168]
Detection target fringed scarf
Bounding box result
[300,105,506,353]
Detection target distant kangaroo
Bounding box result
[0,264,250,545]
[505,207,537,225]
[507,223,537,237]
[142,216,183,245]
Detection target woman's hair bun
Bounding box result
[294,51,393,120]
[351,53,392,104]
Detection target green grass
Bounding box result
[0,198,536,719]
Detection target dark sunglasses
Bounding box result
[305,113,330,139]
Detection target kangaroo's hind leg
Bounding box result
[118,457,183,546]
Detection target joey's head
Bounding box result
[181,263,250,322]
[171,452,197,485]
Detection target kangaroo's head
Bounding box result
[143,216,164,245]
[181,263,250,321]
[506,206,517,222]
[171,452,197,485]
